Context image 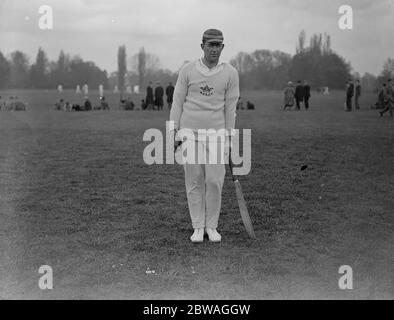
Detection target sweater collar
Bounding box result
[195,58,225,76]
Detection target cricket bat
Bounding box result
[228,144,256,239]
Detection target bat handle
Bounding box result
[228,136,236,182]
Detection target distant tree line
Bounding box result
[0,48,108,89]
[230,31,352,90]
[289,32,351,89]
[230,31,393,91]
[352,58,394,93]
[1,31,393,92]
[230,50,292,90]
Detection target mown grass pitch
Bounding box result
[0,89,393,299]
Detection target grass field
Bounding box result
[0,89,393,299]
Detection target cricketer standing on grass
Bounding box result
[345,80,353,112]
[295,80,304,111]
[303,80,311,110]
[169,29,240,243]
[355,79,361,110]
[166,82,175,110]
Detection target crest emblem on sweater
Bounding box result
[200,84,214,96]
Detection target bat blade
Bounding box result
[234,180,256,239]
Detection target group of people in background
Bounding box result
[18,77,394,118]
[0,96,28,111]
[283,80,311,110]
[55,96,109,112]
[345,77,393,118]
[52,81,176,112]
[144,81,174,110]
[345,79,361,111]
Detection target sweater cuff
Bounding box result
[168,120,179,132]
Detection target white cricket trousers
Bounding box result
[182,139,226,229]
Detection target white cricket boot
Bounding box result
[205,228,221,242]
[190,228,204,243]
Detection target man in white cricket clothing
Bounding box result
[169,29,240,243]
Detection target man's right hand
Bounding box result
[174,129,182,152]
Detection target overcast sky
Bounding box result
[0,0,393,75]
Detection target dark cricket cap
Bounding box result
[202,29,224,43]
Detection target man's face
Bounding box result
[201,41,224,64]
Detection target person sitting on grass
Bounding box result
[123,97,134,110]
[55,99,64,110]
[119,99,126,110]
[65,101,72,111]
[6,96,27,111]
[246,101,255,110]
[99,96,110,110]
[72,104,82,111]
[6,96,16,111]
[13,101,27,111]
[84,97,92,111]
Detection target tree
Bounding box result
[270,50,292,88]
[381,58,394,79]
[352,71,361,80]
[117,45,127,95]
[53,50,70,86]
[296,30,306,54]
[67,56,108,89]
[0,51,10,88]
[320,53,351,88]
[137,47,146,88]
[230,51,253,75]
[30,47,49,88]
[230,52,255,89]
[309,33,323,54]
[108,71,118,90]
[9,51,30,88]
[322,33,332,54]
[361,72,378,92]
[230,32,351,90]
[1,48,108,89]
[129,47,161,88]
[230,50,291,90]
[290,32,351,89]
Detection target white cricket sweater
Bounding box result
[169,59,239,134]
